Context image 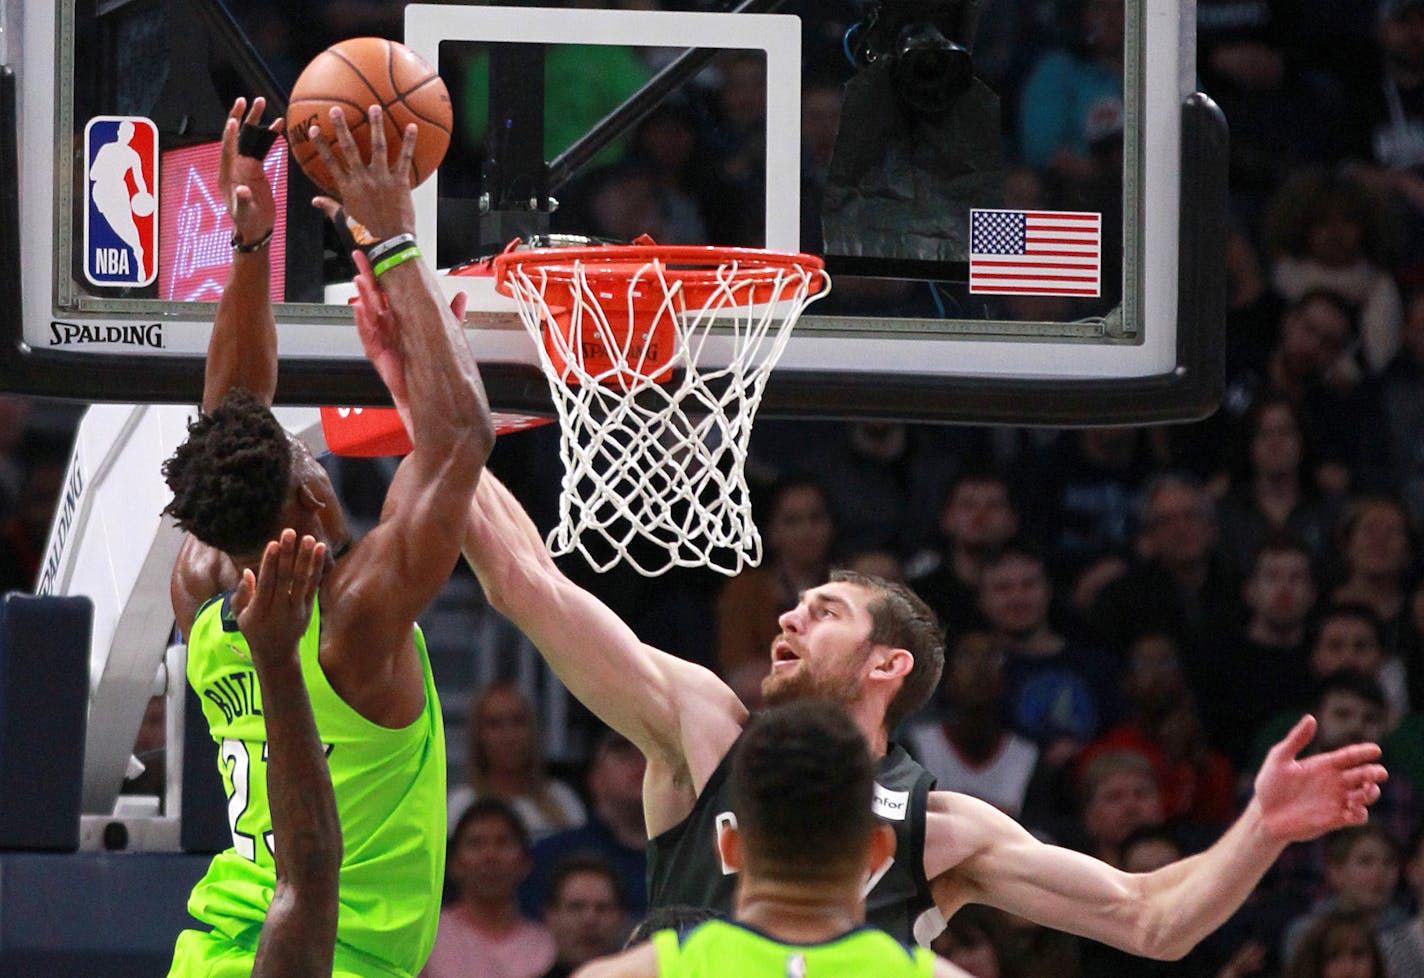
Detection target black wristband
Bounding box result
[231,227,274,252]
[237,123,280,160]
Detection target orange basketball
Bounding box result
[286,37,451,196]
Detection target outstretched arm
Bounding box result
[306,106,494,705]
[927,716,1386,960]
[202,97,284,412]
[236,531,341,978]
[460,472,747,830]
[173,96,283,632]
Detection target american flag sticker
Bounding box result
[969,208,1101,297]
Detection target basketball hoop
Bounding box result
[493,241,830,577]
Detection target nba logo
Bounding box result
[83,116,159,288]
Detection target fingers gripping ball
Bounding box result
[286,37,452,195]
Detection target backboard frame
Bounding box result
[0,0,1225,425]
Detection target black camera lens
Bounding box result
[891,23,971,113]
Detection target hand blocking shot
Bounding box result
[163,94,492,978]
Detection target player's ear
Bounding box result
[866,822,896,874]
[298,481,328,511]
[870,647,914,682]
[718,821,744,872]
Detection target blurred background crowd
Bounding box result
[9,1,1424,976]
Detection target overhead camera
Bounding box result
[847,0,976,115]
[822,0,1002,270]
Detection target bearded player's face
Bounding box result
[762,582,874,707]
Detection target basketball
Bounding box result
[286,37,451,196]
[130,191,155,217]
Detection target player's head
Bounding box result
[763,569,944,734]
[721,699,892,894]
[162,389,346,560]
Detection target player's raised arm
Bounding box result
[305,104,494,668]
[233,530,340,978]
[927,714,1386,960]
[203,96,285,413]
[460,472,747,818]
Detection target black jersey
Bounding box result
[647,738,938,945]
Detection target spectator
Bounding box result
[1063,749,1163,867]
[1378,823,1424,977]
[1281,824,1408,966]
[448,681,587,843]
[1380,291,1424,523]
[1088,472,1243,657]
[1253,602,1424,787]
[1079,632,1237,830]
[798,421,959,559]
[978,541,1118,773]
[1216,395,1342,578]
[523,730,649,919]
[715,479,834,678]
[1329,494,1418,689]
[908,470,1021,644]
[1263,167,1404,378]
[1222,289,1393,495]
[1011,426,1157,599]
[1197,535,1319,767]
[903,630,1048,823]
[1339,0,1424,288]
[539,855,626,978]
[422,800,556,978]
[1283,910,1389,978]
[629,99,712,245]
[1017,0,1125,192]
[1196,0,1343,220]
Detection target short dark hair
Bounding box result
[1249,532,1314,577]
[1310,603,1385,654]
[624,905,722,948]
[161,389,291,554]
[829,569,944,730]
[453,797,532,854]
[732,699,875,883]
[1322,822,1398,866]
[1313,668,1387,712]
[546,853,623,911]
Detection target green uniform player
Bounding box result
[163,96,494,978]
[650,921,935,978]
[170,595,444,978]
[571,701,972,978]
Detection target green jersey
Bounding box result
[183,591,445,978]
[652,920,936,978]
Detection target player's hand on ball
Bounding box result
[308,104,417,241]
[234,529,326,665]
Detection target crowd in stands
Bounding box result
[9,1,1424,976]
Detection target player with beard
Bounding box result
[440,467,1388,954]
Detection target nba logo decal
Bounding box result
[83,116,159,287]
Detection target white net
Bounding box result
[499,248,830,576]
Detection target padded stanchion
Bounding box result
[0,594,92,850]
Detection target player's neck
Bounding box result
[734,876,863,944]
[848,702,890,759]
